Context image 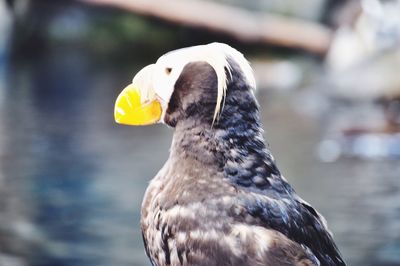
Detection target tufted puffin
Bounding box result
[114,43,346,266]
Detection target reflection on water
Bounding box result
[1,47,400,266]
[0,47,171,266]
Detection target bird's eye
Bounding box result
[165,68,172,75]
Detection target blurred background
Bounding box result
[0,0,400,265]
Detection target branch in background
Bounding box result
[81,0,333,55]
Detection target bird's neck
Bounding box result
[170,95,281,188]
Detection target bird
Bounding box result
[114,43,346,266]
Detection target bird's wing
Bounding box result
[238,184,346,266]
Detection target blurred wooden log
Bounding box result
[82,0,333,54]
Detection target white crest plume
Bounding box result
[207,43,256,123]
[159,43,256,123]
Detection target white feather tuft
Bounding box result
[155,43,256,123]
[206,43,256,123]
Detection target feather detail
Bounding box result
[158,43,256,123]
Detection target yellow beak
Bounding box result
[114,65,162,126]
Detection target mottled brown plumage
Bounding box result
[142,152,317,266]
[138,46,345,266]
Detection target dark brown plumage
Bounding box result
[133,44,346,266]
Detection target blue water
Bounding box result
[0,45,399,266]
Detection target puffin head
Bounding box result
[114,43,256,128]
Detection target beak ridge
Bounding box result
[114,65,162,126]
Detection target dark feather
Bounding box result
[140,58,346,266]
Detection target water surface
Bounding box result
[0,45,399,266]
